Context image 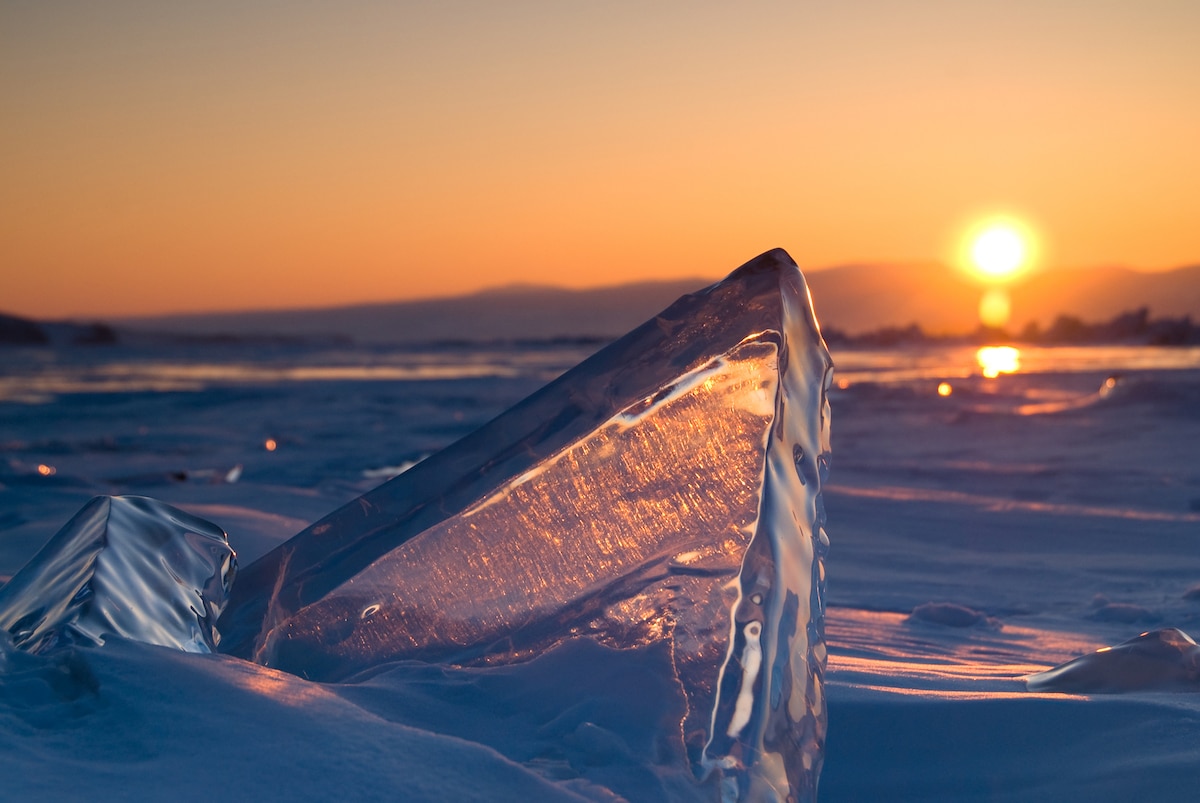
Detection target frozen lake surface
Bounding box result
[3,336,1200,800]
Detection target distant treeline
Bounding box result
[0,313,117,346]
[823,307,1200,348]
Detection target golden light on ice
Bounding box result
[977,346,1020,379]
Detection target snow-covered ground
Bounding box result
[821,348,1200,800]
[2,339,1199,801]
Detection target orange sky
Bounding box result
[2,2,1198,319]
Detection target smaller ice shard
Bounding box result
[1026,628,1200,693]
[0,496,236,654]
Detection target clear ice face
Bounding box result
[218,248,834,801]
[0,496,236,654]
[257,340,779,677]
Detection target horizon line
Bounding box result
[7,258,1198,324]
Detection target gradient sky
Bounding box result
[3,1,1198,318]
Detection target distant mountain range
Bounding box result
[112,279,711,344]
[7,260,1199,346]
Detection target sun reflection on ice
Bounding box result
[977,346,1020,379]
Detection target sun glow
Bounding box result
[978,288,1012,328]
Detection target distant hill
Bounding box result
[111,261,1200,343]
[804,262,1200,335]
[805,264,981,335]
[1010,264,1200,332]
[116,279,709,344]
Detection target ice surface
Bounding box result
[0,496,236,654]
[6,301,1200,800]
[1026,628,1200,693]
[218,248,835,801]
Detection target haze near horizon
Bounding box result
[3,1,1198,319]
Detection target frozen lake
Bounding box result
[2,337,1200,800]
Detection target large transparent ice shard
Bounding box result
[219,248,834,800]
[0,496,237,654]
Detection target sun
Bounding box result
[960,216,1037,283]
[972,226,1024,277]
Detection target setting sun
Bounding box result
[972,226,1024,276]
[961,217,1038,283]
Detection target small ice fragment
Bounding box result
[1027,628,1200,693]
[906,602,996,629]
[1088,602,1160,624]
[361,458,424,480]
[0,496,236,654]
